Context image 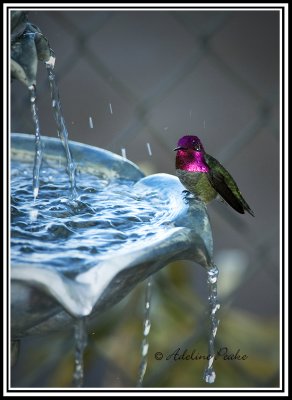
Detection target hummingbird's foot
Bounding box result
[182,190,196,203]
[217,196,228,206]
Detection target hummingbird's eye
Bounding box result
[193,141,201,151]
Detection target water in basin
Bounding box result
[11,159,177,277]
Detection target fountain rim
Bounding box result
[10,132,145,181]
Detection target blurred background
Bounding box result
[10,9,280,388]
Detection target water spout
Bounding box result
[11,11,53,87]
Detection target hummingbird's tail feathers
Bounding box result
[243,202,255,217]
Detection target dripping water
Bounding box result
[45,57,77,199]
[146,143,152,157]
[73,317,88,388]
[136,277,153,387]
[203,264,220,384]
[28,84,42,200]
[121,148,127,159]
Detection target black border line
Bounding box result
[280,3,285,395]
[6,6,285,10]
[5,3,286,394]
[6,3,11,395]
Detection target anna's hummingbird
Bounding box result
[174,135,254,216]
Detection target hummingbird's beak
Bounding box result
[173,146,186,151]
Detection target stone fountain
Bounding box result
[10,11,217,386]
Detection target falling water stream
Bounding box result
[28,55,77,200]
[45,57,77,199]
[28,84,42,201]
[204,264,220,384]
[137,277,153,387]
[73,317,88,387]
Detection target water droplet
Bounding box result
[146,143,152,156]
[204,368,216,384]
[89,117,93,129]
[142,343,149,357]
[121,148,127,159]
[143,319,151,336]
[109,103,113,114]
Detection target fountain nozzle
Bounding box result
[11,11,54,87]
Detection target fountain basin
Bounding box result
[10,133,213,338]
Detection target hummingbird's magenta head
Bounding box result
[174,135,204,152]
[174,135,209,172]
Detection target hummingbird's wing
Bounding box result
[204,154,254,216]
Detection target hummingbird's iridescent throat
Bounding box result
[174,136,209,173]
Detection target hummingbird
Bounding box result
[174,135,254,216]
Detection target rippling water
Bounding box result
[11,160,173,276]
